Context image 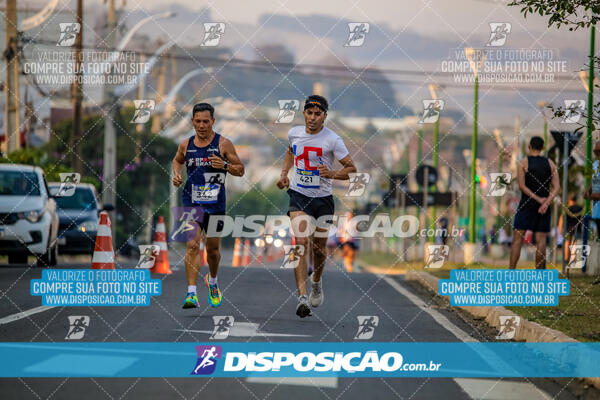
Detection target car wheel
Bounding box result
[8,253,28,265]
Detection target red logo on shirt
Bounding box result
[294,146,322,170]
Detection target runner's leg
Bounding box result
[289,210,310,296]
[185,222,202,286]
[564,236,572,264]
[311,228,328,282]
[206,236,221,278]
[309,227,328,308]
[509,229,525,269]
[534,232,547,269]
[182,222,202,308]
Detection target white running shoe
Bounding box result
[309,278,323,307]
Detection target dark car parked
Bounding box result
[48,183,113,255]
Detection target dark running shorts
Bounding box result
[287,189,335,226]
[513,208,551,233]
[197,212,225,235]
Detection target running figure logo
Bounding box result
[170,206,203,242]
[65,316,89,340]
[192,173,224,203]
[191,345,222,375]
[136,244,159,269]
[486,22,511,47]
[344,23,370,47]
[562,100,586,123]
[425,245,449,269]
[354,316,379,340]
[281,244,305,269]
[275,100,299,123]
[419,100,444,124]
[346,173,370,197]
[130,100,155,124]
[201,23,225,47]
[55,172,80,197]
[487,173,511,197]
[496,316,520,339]
[210,316,235,339]
[567,245,590,269]
[57,23,80,47]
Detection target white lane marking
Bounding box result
[246,377,338,388]
[378,274,476,342]
[454,379,551,400]
[0,306,56,325]
[379,275,551,400]
[175,322,311,338]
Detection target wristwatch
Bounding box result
[223,160,229,171]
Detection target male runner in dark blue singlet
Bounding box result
[172,103,244,307]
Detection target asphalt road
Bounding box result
[0,255,587,400]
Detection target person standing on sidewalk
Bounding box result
[509,136,560,269]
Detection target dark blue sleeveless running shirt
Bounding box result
[518,155,551,212]
[182,133,226,213]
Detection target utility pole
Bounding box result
[5,0,20,155]
[511,116,520,177]
[134,54,146,164]
[72,0,84,173]
[165,54,177,120]
[585,25,596,216]
[151,54,166,134]
[102,0,117,219]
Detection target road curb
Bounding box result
[405,270,600,389]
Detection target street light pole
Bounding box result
[102,0,118,222]
[101,4,176,224]
[4,0,20,155]
[469,74,479,244]
[417,127,423,227]
[465,48,486,249]
[585,25,596,216]
[429,84,441,241]
[537,101,548,153]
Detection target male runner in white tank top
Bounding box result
[277,95,357,318]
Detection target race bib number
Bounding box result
[192,184,220,204]
[296,168,320,188]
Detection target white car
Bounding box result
[0,164,59,266]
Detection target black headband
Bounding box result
[304,100,328,112]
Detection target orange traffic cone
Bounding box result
[255,244,263,264]
[241,239,251,266]
[151,216,172,274]
[199,241,207,267]
[232,238,242,267]
[92,212,114,269]
[266,244,275,262]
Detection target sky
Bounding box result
[16,0,595,130]
[131,0,560,36]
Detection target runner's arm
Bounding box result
[172,141,186,187]
[545,160,560,205]
[216,137,245,177]
[281,146,294,176]
[537,160,559,214]
[319,154,357,180]
[277,146,293,189]
[333,155,357,180]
